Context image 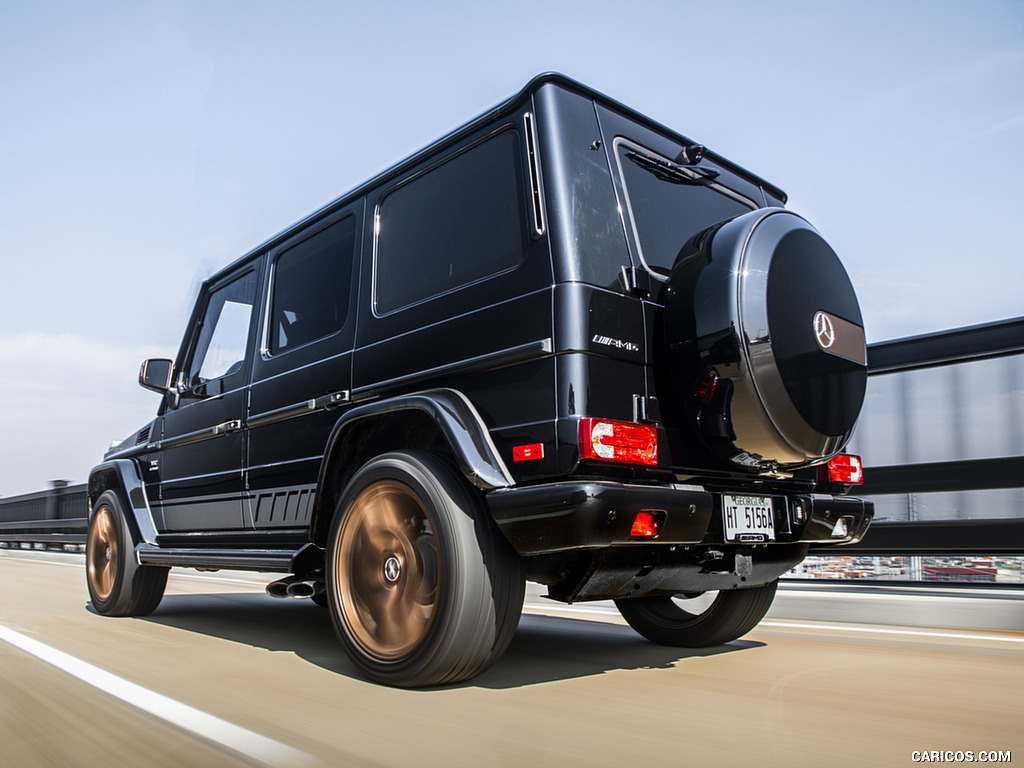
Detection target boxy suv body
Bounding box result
[87,74,873,686]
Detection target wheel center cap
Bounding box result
[383,555,402,583]
[105,546,112,561]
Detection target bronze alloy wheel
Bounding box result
[333,479,439,661]
[87,503,119,603]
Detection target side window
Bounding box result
[269,215,356,355]
[374,129,528,314]
[187,270,258,387]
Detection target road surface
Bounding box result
[1,549,1020,767]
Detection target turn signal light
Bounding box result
[820,453,864,485]
[579,418,658,466]
[630,511,660,538]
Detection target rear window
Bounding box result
[615,138,757,275]
[374,130,528,314]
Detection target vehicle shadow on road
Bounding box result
[134,592,764,690]
[471,612,762,690]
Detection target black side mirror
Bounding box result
[139,359,174,393]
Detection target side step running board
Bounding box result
[136,542,323,573]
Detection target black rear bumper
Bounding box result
[486,480,873,556]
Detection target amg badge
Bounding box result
[591,334,640,353]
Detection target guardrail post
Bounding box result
[45,480,71,521]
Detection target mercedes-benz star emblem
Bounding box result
[813,311,836,350]
[383,555,402,583]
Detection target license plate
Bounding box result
[723,495,775,542]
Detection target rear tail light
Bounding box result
[819,453,864,485]
[579,418,658,466]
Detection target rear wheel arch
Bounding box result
[309,390,513,548]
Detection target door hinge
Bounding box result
[633,395,661,425]
[620,266,652,297]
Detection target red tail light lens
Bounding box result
[630,511,660,538]
[820,453,864,485]
[692,368,720,406]
[579,418,658,466]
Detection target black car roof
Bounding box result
[205,73,787,286]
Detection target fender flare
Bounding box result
[87,459,159,545]
[317,388,515,493]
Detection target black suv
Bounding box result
[87,74,873,687]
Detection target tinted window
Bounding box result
[269,215,356,354]
[616,139,756,274]
[375,130,528,314]
[188,270,258,386]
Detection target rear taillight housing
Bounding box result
[819,453,864,485]
[579,418,658,466]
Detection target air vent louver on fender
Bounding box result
[136,426,151,445]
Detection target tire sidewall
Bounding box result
[86,490,136,615]
[326,451,501,686]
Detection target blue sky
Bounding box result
[1,0,1022,496]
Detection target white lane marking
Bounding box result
[171,573,271,586]
[759,621,1024,644]
[0,624,314,767]
[522,604,1024,645]
[0,556,82,568]
[1,554,269,586]
[778,589,1024,600]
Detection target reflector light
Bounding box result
[579,418,658,466]
[821,453,864,484]
[513,443,544,462]
[692,368,720,406]
[630,511,660,538]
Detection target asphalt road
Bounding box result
[1,549,1020,768]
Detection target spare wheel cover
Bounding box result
[667,208,867,469]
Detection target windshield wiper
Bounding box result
[626,150,720,186]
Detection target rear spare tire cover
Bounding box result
[664,208,867,471]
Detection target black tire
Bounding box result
[86,490,168,617]
[615,580,778,647]
[326,451,524,687]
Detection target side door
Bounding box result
[245,209,360,530]
[154,266,260,532]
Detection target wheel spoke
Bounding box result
[335,479,439,661]
[88,505,119,603]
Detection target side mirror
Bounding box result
[139,359,174,393]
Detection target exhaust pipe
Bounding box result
[266,575,326,599]
[286,578,325,598]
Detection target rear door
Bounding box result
[245,208,361,530]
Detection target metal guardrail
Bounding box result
[0,483,87,547]
[1,318,1022,555]
[833,315,1024,556]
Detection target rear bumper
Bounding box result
[486,480,873,556]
